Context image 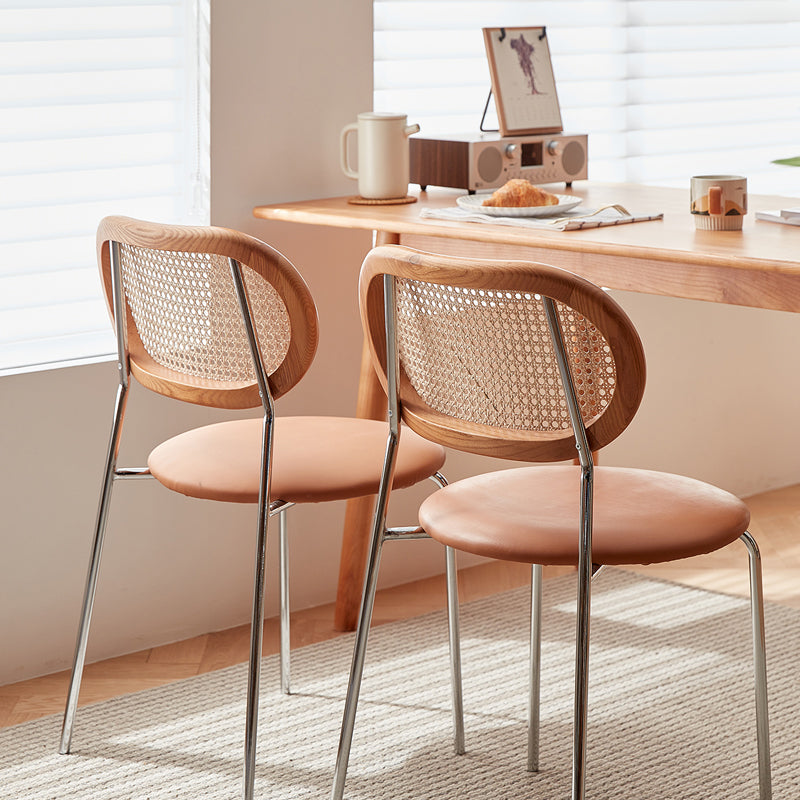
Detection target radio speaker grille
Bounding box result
[563,140,586,176]
[477,147,503,182]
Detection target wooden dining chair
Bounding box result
[58,218,463,800]
[330,244,771,800]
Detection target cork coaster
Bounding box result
[347,195,417,206]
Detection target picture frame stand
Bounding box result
[479,89,499,133]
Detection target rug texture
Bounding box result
[1,568,798,799]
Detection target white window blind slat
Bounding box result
[375,2,625,30]
[626,72,800,103]
[0,0,210,375]
[630,25,800,52]
[1,69,181,106]
[2,195,180,248]
[0,133,181,174]
[2,301,112,343]
[0,237,98,278]
[628,46,800,78]
[2,332,117,376]
[3,268,105,312]
[627,0,798,26]
[1,164,183,209]
[629,97,799,131]
[0,38,181,72]
[375,0,800,194]
[4,101,180,139]
[0,4,177,36]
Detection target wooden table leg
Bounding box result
[334,230,398,631]
[333,337,387,630]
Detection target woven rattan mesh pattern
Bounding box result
[119,244,291,382]
[395,279,617,432]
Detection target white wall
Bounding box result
[2,0,800,685]
[602,291,800,493]
[0,364,259,682]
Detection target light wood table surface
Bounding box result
[254,181,800,630]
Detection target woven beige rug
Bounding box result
[1,568,798,799]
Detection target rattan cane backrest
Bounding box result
[360,246,646,462]
[97,216,318,409]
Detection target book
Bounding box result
[755,208,800,226]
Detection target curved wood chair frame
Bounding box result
[359,244,646,462]
[96,215,318,408]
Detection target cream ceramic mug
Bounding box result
[690,175,747,230]
[340,112,420,199]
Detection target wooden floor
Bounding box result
[2,483,799,731]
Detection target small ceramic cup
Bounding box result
[690,175,747,230]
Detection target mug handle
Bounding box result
[340,123,359,180]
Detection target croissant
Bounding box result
[482,179,559,208]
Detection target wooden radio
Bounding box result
[409,132,588,193]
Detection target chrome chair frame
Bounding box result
[542,295,769,799]
[334,269,771,800]
[330,275,465,800]
[59,244,296,800]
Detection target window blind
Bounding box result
[0,0,210,375]
[374,0,800,192]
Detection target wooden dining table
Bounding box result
[253,181,800,630]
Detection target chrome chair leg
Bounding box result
[242,502,269,800]
[528,563,543,772]
[445,544,465,754]
[279,508,291,695]
[242,498,269,800]
[242,417,274,800]
[571,466,594,800]
[331,425,401,800]
[431,470,464,756]
[740,531,772,800]
[331,491,461,798]
[330,503,388,800]
[60,382,128,755]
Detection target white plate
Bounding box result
[456,192,582,217]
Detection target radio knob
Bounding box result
[504,143,518,158]
[547,140,560,156]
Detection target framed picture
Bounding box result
[482,26,563,136]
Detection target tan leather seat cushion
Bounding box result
[418,465,750,565]
[148,416,445,504]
